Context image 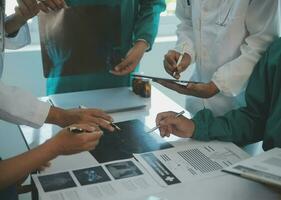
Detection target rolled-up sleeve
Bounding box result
[5,18,31,50]
[133,0,166,51]
[0,81,50,128]
[212,0,279,97]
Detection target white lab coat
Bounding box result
[175,0,279,116]
[0,11,50,128]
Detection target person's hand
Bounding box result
[38,162,51,172]
[156,80,220,98]
[48,124,103,156]
[110,41,148,76]
[14,0,40,23]
[164,50,191,79]
[46,107,115,132]
[156,111,195,138]
[37,0,66,12]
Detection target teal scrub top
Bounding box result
[46,0,166,95]
[192,38,281,150]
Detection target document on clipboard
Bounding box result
[223,148,281,188]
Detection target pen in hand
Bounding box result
[79,105,121,131]
[146,110,185,134]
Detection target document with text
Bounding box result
[223,148,281,187]
[32,159,163,200]
[134,141,250,186]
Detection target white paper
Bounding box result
[134,141,249,186]
[33,158,163,200]
[223,148,281,187]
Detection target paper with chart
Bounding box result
[32,159,163,200]
[223,148,281,187]
[134,141,250,186]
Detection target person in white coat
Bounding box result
[1,1,114,199]
[0,0,116,131]
[158,0,279,116]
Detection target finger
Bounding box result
[159,126,166,138]
[176,54,191,73]
[165,53,177,69]
[163,60,175,77]
[16,1,30,16]
[156,112,175,126]
[38,2,49,13]
[69,124,97,133]
[21,0,37,12]
[113,58,132,72]
[51,0,64,9]
[87,109,113,122]
[80,132,102,143]
[164,57,177,75]
[111,64,135,76]
[42,0,57,11]
[93,118,115,132]
[84,141,100,151]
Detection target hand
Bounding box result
[38,162,51,172]
[14,0,40,23]
[37,0,66,12]
[156,111,195,138]
[156,80,220,98]
[164,50,191,79]
[48,124,103,155]
[46,107,115,132]
[110,41,148,76]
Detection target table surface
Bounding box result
[19,86,280,200]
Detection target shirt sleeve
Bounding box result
[212,0,279,97]
[174,0,196,63]
[192,44,273,147]
[0,81,50,128]
[133,0,166,51]
[4,16,31,50]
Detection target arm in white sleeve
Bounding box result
[5,16,31,50]
[175,0,196,63]
[0,81,50,128]
[212,0,279,96]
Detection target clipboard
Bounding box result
[132,74,202,84]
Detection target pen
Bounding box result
[68,127,86,134]
[79,105,121,131]
[146,110,185,134]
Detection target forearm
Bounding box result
[192,108,265,146]
[0,140,58,189]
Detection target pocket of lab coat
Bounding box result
[216,0,244,27]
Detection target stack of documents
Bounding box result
[33,141,250,200]
[223,148,281,187]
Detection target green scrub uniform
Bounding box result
[192,38,281,150]
[46,0,165,95]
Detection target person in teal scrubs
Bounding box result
[46,0,166,95]
[155,38,281,151]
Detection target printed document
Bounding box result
[134,141,249,186]
[32,159,163,200]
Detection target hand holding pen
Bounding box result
[155,111,195,138]
[79,106,121,132]
[147,111,185,134]
[164,47,191,80]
